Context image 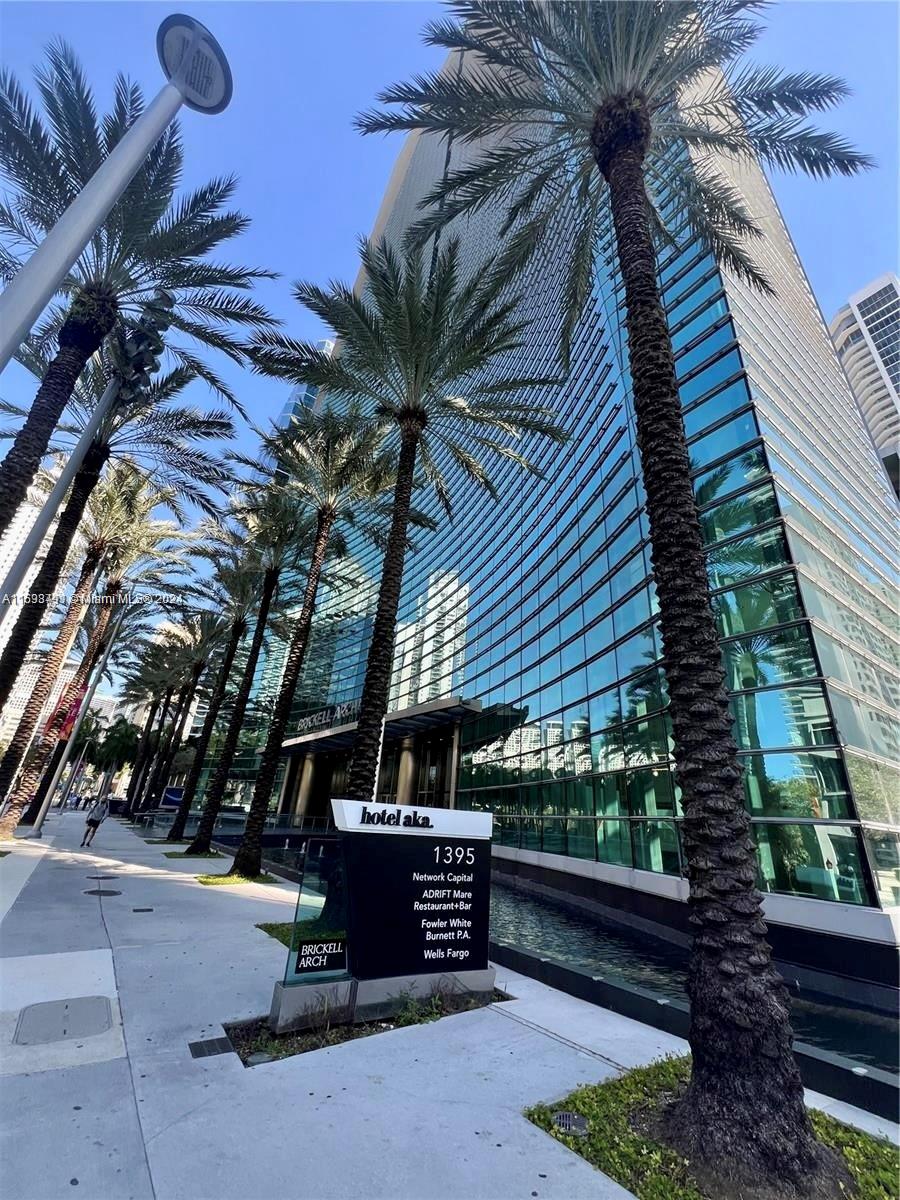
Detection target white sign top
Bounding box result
[157,15,233,114]
[331,798,493,841]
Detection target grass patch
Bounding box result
[163,850,221,859]
[0,850,9,857]
[225,987,509,1066]
[197,872,277,886]
[527,1056,896,1200]
[256,920,346,952]
[145,838,190,844]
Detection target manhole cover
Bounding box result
[188,1037,234,1059]
[83,889,121,896]
[87,875,117,880]
[553,1112,588,1136]
[14,996,111,1045]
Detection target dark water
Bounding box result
[489,883,899,1076]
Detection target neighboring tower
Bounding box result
[830,274,900,496]
[277,338,336,426]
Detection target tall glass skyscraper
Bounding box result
[276,125,899,979]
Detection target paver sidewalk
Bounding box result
[1,813,896,1200]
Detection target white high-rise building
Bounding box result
[830,274,900,495]
[0,475,63,656]
[0,654,78,748]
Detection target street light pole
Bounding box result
[0,14,232,377]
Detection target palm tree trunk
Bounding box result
[139,687,188,813]
[123,694,165,818]
[148,665,203,813]
[0,598,115,838]
[168,619,244,841]
[598,130,818,1176]
[346,425,420,802]
[231,511,334,877]
[0,285,117,540]
[0,442,109,714]
[0,550,100,803]
[186,567,279,857]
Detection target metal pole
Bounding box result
[0,377,119,634]
[58,741,89,809]
[0,83,185,377]
[31,602,127,836]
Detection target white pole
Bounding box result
[31,602,127,837]
[0,83,185,377]
[0,377,119,634]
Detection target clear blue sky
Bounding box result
[0,0,897,449]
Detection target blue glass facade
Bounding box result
[280,136,899,915]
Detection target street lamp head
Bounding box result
[156,14,233,115]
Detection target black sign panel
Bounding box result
[342,833,491,981]
[292,937,347,978]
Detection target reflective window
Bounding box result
[713,573,804,637]
[566,818,597,860]
[722,623,818,692]
[741,749,853,819]
[707,525,790,591]
[594,773,627,817]
[628,768,677,816]
[632,820,682,874]
[863,828,900,908]
[828,690,900,762]
[678,348,743,406]
[624,715,674,768]
[695,445,768,509]
[597,818,633,866]
[683,378,752,439]
[730,683,834,749]
[699,482,779,546]
[843,751,900,826]
[690,411,759,471]
[754,823,871,905]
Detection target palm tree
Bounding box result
[227,404,432,878]
[1,474,187,835]
[0,460,143,802]
[356,2,870,1185]
[167,555,269,843]
[0,358,234,714]
[118,642,179,818]
[0,40,277,538]
[185,495,317,858]
[252,237,564,805]
[91,715,141,799]
[138,611,226,813]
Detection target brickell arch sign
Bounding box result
[331,799,493,981]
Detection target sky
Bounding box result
[0,0,897,457]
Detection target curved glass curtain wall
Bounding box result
[285,133,897,911]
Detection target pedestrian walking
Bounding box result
[81,797,109,847]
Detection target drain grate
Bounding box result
[87,875,117,880]
[14,996,111,1045]
[552,1111,588,1136]
[188,1036,234,1059]
[83,889,121,897]
[132,907,154,913]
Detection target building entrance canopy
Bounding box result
[281,696,482,756]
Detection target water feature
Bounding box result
[489,882,899,1075]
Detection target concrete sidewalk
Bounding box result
[1,813,896,1200]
